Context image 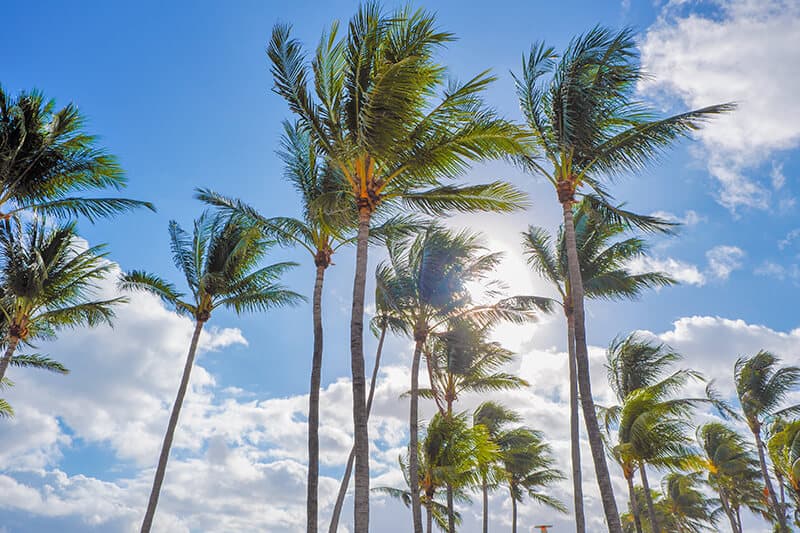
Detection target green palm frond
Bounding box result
[10,354,68,374]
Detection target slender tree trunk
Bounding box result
[565,307,586,533]
[639,464,659,533]
[140,319,205,533]
[307,264,327,533]
[350,208,372,533]
[482,476,489,533]
[426,502,433,533]
[410,338,425,533]
[0,336,20,382]
[735,506,742,533]
[446,484,455,533]
[718,490,739,533]
[560,199,622,532]
[752,427,788,531]
[626,473,644,533]
[511,491,518,533]
[328,323,387,533]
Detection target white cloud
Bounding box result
[640,0,800,212]
[627,255,706,286]
[705,245,745,280]
[650,209,706,226]
[779,228,800,250]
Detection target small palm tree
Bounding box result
[0,218,124,384]
[120,212,302,533]
[734,350,800,531]
[269,6,528,527]
[378,225,548,528]
[523,201,674,528]
[697,422,768,533]
[473,402,521,533]
[767,419,800,526]
[0,86,153,220]
[499,427,566,533]
[513,28,733,532]
[660,472,718,533]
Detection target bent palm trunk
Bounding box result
[565,306,586,533]
[752,427,788,531]
[561,199,622,532]
[141,319,205,533]
[639,464,659,533]
[350,208,371,532]
[328,322,387,532]
[626,472,643,533]
[410,339,425,533]
[307,264,326,533]
[0,336,21,382]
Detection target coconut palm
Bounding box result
[0,218,124,384]
[523,201,674,529]
[767,419,800,525]
[0,86,152,221]
[499,427,566,533]
[513,27,733,531]
[473,402,521,533]
[119,212,302,533]
[268,6,528,527]
[378,225,549,528]
[734,350,800,531]
[697,422,768,533]
[622,474,717,533]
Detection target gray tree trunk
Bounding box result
[0,336,20,382]
[626,473,643,533]
[561,201,622,532]
[482,477,489,533]
[140,320,205,533]
[409,339,425,533]
[307,264,327,533]
[639,464,659,533]
[565,307,586,533]
[752,426,788,531]
[446,484,455,533]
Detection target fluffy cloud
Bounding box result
[705,245,745,280]
[627,255,706,286]
[640,0,800,212]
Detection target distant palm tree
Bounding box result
[0,218,124,384]
[523,201,674,528]
[734,350,800,531]
[473,402,521,533]
[120,212,302,533]
[268,6,528,527]
[513,27,733,532]
[622,474,717,533]
[378,225,548,527]
[0,86,152,220]
[499,427,566,533]
[767,419,800,526]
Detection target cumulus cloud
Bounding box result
[628,255,706,286]
[705,245,745,280]
[640,0,800,212]
[650,209,706,226]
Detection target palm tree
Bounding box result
[0,86,152,220]
[621,475,717,533]
[0,218,124,383]
[473,402,521,533]
[513,27,733,531]
[119,212,302,533]
[499,427,566,533]
[697,423,768,533]
[523,201,674,529]
[767,419,800,526]
[378,226,548,529]
[733,350,800,531]
[268,6,527,528]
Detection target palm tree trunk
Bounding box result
[752,427,788,531]
[718,490,739,533]
[565,307,586,533]
[482,476,489,533]
[140,319,205,533]
[626,473,644,533]
[639,464,659,533]
[560,200,622,532]
[426,502,433,533]
[350,208,372,533]
[307,264,326,533]
[328,322,387,533]
[0,336,20,382]
[735,506,742,533]
[511,491,518,533]
[446,484,455,533]
[410,338,425,533]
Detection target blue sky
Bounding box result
[1,0,799,531]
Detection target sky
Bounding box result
[1,0,799,531]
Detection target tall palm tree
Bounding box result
[0,86,152,220]
[0,218,124,383]
[513,28,733,531]
[473,402,521,533]
[268,6,527,528]
[119,212,302,533]
[734,350,800,531]
[499,427,566,533]
[523,201,674,529]
[767,419,800,526]
[697,422,768,533]
[378,226,548,529]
